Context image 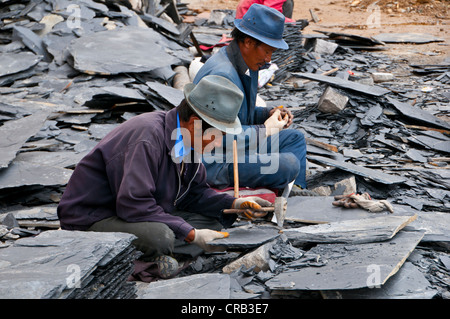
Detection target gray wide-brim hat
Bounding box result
[234,3,288,50]
[184,75,243,135]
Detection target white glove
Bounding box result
[264,109,288,137]
[192,229,227,252]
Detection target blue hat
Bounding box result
[234,4,288,50]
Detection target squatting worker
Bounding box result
[193,4,308,195]
[57,75,272,279]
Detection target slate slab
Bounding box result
[266,230,425,291]
[292,72,390,96]
[387,97,450,130]
[137,273,231,299]
[0,111,52,169]
[145,80,184,108]
[0,161,72,190]
[0,52,42,78]
[308,155,407,184]
[68,27,184,75]
[284,214,417,245]
[408,134,450,154]
[322,262,437,299]
[403,211,450,242]
[208,225,281,249]
[285,196,416,224]
[12,26,51,62]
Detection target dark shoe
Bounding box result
[152,255,179,279]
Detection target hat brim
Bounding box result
[234,19,289,50]
[184,83,242,135]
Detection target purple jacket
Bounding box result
[57,108,236,240]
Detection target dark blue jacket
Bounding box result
[57,108,236,240]
[193,40,271,186]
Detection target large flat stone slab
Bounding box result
[285,196,415,224]
[387,97,450,131]
[0,161,72,190]
[0,52,41,78]
[284,214,417,244]
[68,27,185,75]
[266,230,425,291]
[308,155,407,184]
[208,225,281,249]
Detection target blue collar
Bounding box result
[174,112,191,159]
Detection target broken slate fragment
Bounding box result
[144,80,184,109]
[3,205,60,229]
[0,161,72,190]
[293,72,390,96]
[285,196,416,224]
[12,26,51,62]
[308,155,407,184]
[408,134,450,154]
[386,97,450,130]
[0,111,51,169]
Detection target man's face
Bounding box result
[187,118,224,154]
[241,38,277,71]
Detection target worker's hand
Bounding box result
[233,196,273,220]
[264,109,288,137]
[190,229,228,252]
[269,106,293,128]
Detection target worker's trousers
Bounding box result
[88,210,222,261]
[204,128,307,190]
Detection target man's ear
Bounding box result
[187,115,203,136]
[188,115,200,125]
[243,37,255,49]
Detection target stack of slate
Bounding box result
[0,230,139,299]
[270,20,309,83]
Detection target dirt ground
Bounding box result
[184,0,449,65]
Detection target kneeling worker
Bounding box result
[57,75,271,279]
